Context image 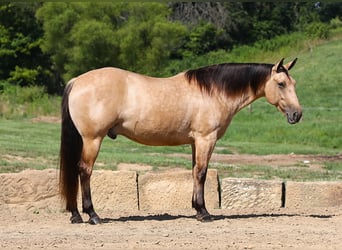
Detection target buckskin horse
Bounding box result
[59,58,301,224]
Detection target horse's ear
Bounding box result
[274,58,285,73]
[284,58,297,71]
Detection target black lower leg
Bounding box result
[67,198,83,223]
[192,167,212,222]
[83,204,101,225]
[70,209,83,224]
[192,193,212,221]
[80,177,101,225]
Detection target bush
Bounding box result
[330,17,342,29]
[305,22,330,39]
[0,82,60,118]
[183,22,225,56]
[8,66,39,86]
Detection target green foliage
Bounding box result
[36,2,187,79]
[116,3,187,75]
[1,2,341,93]
[233,3,298,42]
[0,81,60,119]
[68,20,119,76]
[8,66,39,86]
[0,3,61,93]
[183,22,224,56]
[161,32,307,76]
[36,2,125,80]
[305,22,330,39]
[317,3,342,23]
[330,17,342,29]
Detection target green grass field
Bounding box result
[0,36,341,180]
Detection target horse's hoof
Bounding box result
[70,214,83,224]
[196,214,213,222]
[88,216,101,225]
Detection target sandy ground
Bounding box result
[1,165,342,250]
[0,204,341,250]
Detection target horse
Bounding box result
[59,58,302,224]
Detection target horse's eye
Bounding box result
[278,82,285,89]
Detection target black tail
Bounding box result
[59,80,83,211]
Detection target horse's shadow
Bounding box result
[101,212,333,223]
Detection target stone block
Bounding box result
[221,178,283,209]
[285,181,342,208]
[0,169,139,212]
[138,169,219,211]
[91,170,138,211]
[0,169,59,205]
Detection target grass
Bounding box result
[0,120,60,172]
[0,32,341,181]
[215,164,342,182]
[218,107,341,155]
[0,119,340,181]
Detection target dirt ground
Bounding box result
[1,153,342,250]
[0,203,341,250]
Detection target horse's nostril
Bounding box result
[293,111,302,122]
[293,112,298,120]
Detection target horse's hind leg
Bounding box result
[79,137,102,224]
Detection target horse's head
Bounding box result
[264,58,302,124]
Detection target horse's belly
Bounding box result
[112,121,193,146]
[127,133,192,146]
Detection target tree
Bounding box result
[316,2,342,23]
[37,3,187,80]
[117,3,187,75]
[0,3,61,93]
[36,3,123,81]
[170,2,236,50]
[170,2,229,29]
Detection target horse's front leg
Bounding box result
[79,137,102,225]
[191,137,216,222]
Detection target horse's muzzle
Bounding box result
[286,110,302,124]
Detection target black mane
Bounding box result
[185,63,273,96]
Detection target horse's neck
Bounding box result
[242,89,265,109]
[226,82,266,114]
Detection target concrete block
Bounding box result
[138,169,219,211]
[285,181,342,208]
[0,169,59,205]
[221,178,283,209]
[0,169,139,212]
[91,170,138,211]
